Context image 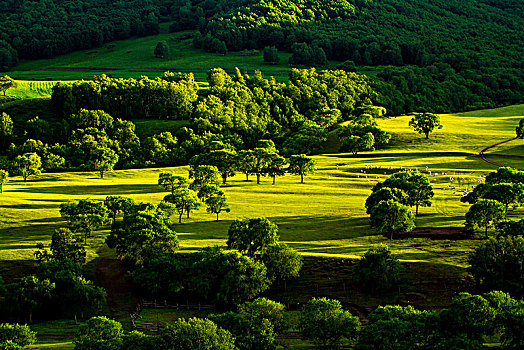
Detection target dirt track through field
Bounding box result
[478,137,520,169]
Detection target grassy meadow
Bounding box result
[7,23,301,81]
[1,104,522,280]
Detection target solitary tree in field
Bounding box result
[516,119,524,138]
[0,75,17,96]
[288,154,315,184]
[164,188,200,223]
[408,112,443,139]
[158,172,188,194]
[205,189,230,221]
[227,217,279,256]
[466,199,505,239]
[14,152,42,182]
[370,200,415,239]
[154,41,169,58]
[89,146,118,178]
[263,46,280,64]
[0,169,8,193]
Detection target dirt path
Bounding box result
[477,137,518,168]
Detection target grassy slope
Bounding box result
[3,105,521,348]
[1,105,522,275]
[8,23,301,81]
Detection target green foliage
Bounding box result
[130,253,187,299]
[372,171,434,215]
[189,247,270,304]
[465,199,505,238]
[0,170,8,194]
[34,228,86,264]
[0,112,13,151]
[353,246,403,292]
[0,323,36,348]
[469,236,524,298]
[106,204,179,265]
[164,187,200,223]
[408,113,443,139]
[205,189,230,221]
[60,199,108,244]
[4,276,55,323]
[227,218,279,256]
[37,260,105,320]
[288,154,315,184]
[104,196,135,223]
[0,1,160,63]
[438,293,497,348]
[496,219,524,237]
[299,297,360,348]
[365,187,409,215]
[517,119,524,138]
[13,152,41,182]
[159,318,236,350]
[369,200,415,239]
[261,243,303,282]
[73,316,123,350]
[357,305,438,350]
[263,46,280,65]
[158,172,188,194]
[154,41,169,59]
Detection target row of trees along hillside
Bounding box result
[0,0,161,69]
[190,0,524,114]
[48,68,389,157]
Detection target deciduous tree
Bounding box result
[299,297,360,348]
[288,154,315,184]
[408,112,443,139]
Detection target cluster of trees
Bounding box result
[158,168,230,222]
[0,323,36,348]
[193,0,523,113]
[0,109,141,181]
[461,167,524,238]
[0,0,161,69]
[51,68,386,156]
[131,217,302,304]
[365,171,434,238]
[0,229,103,323]
[71,289,524,350]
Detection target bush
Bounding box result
[353,246,403,292]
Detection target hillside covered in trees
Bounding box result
[1,0,523,114]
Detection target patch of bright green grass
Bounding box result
[1,105,522,278]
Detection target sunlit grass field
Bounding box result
[1,104,522,281]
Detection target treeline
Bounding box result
[0,0,161,69]
[191,0,524,113]
[49,68,386,156]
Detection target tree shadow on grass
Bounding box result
[326,151,472,160]
[9,183,164,196]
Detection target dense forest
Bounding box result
[0,0,160,67]
[1,0,523,114]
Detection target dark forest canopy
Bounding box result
[0,0,522,113]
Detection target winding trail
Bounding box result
[477,137,519,168]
